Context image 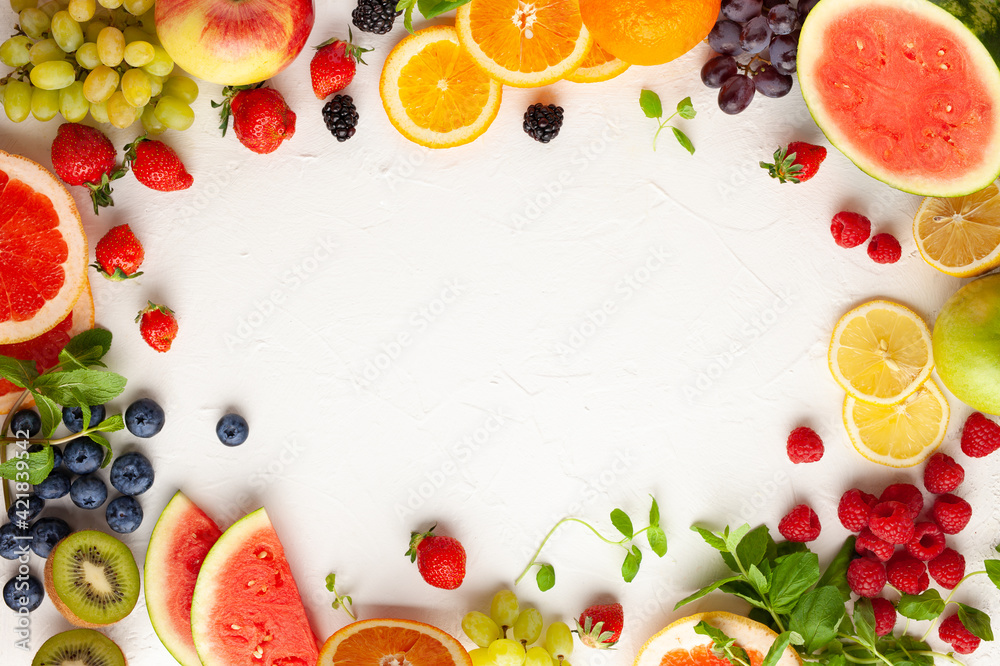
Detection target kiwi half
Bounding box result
[32,628,127,666]
[44,530,140,627]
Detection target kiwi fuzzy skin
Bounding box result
[43,533,138,628]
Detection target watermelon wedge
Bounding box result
[191,508,319,666]
[797,0,1000,196]
[145,491,223,666]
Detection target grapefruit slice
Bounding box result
[565,41,630,83]
[0,150,88,344]
[634,612,801,666]
[317,618,472,666]
[145,491,222,666]
[191,507,318,666]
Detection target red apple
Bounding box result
[155,0,315,86]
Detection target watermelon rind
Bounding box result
[798,0,1000,197]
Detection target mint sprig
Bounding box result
[325,573,357,621]
[395,0,473,33]
[640,90,696,153]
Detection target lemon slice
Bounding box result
[843,379,949,467]
[829,300,933,405]
[914,181,1000,277]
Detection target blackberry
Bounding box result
[352,0,401,34]
[323,95,359,142]
[523,103,564,143]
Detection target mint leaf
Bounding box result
[60,329,112,368]
[692,525,728,553]
[817,536,856,601]
[957,603,993,641]
[853,598,877,647]
[724,524,751,554]
[417,0,470,18]
[95,414,124,433]
[33,369,126,406]
[325,573,337,592]
[985,559,1000,591]
[733,524,773,569]
[897,589,945,621]
[695,621,751,665]
[671,127,695,155]
[769,551,820,613]
[676,97,696,120]
[747,564,769,593]
[639,89,662,119]
[32,391,61,438]
[649,495,660,526]
[536,564,555,591]
[610,508,633,538]
[622,549,640,582]
[647,525,667,557]
[761,631,792,666]
[789,585,845,653]
[0,445,53,484]
[0,355,38,389]
[674,576,744,610]
[87,432,113,467]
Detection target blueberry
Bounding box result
[216,413,249,446]
[29,444,63,471]
[125,398,165,438]
[105,496,143,534]
[63,437,105,475]
[61,404,106,433]
[7,494,44,524]
[29,517,71,558]
[0,523,31,560]
[10,409,41,437]
[3,574,43,612]
[70,475,107,510]
[109,452,154,496]
[33,469,71,500]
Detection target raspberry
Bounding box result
[867,233,901,264]
[831,211,871,248]
[786,426,824,463]
[960,412,1000,458]
[838,489,874,532]
[778,504,821,542]
[939,613,981,654]
[855,528,894,562]
[879,483,923,518]
[868,501,915,545]
[931,493,972,534]
[871,597,896,637]
[923,452,964,494]
[905,522,945,561]
[886,554,929,595]
[847,557,887,597]
[928,548,966,589]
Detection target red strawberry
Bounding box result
[405,525,465,590]
[136,301,178,353]
[215,85,296,154]
[310,32,371,99]
[124,137,193,192]
[577,602,623,649]
[50,123,125,214]
[760,142,827,184]
[92,224,144,281]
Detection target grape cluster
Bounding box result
[463,590,574,666]
[702,0,817,115]
[0,0,199,133]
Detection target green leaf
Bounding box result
[33,391,61,438]
[747,564,768,593]
[723,524,751,554]
[853,598,877,648]
[695,621,751,666]
[761,631,792,666]
[402,1,415,32]
[789,586,845,653]
[897,589,945,621]
[639,89,662,119]
[648,495,660,527]
[817,536,856,602]
[0,445,53,484]
[417,0,470,18]
[325,573,337,592]
[32,369,127,406]
[647,525,667,557]
[676,97,696,120]
[60,329,112,368]
[610,508,633,538]
[692,525,728,553]
[957,603,993,641]
[0,355,38,389]
[733,524,772,569]
[769,551,820,613]
[622,550,640,582]
[674,576,744,610]
[671,127,695,155]
[87,432,113,467]
[985,559,1000,591]
[95,414,124,433]
[536,564,555,591]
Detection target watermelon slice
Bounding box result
[145,491,222,666]
[797,0,1000,196]
[191,507,319,666]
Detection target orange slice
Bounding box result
[0,150,87,344]
[566,41,630,83]
[456,0,591,88]
[380,25,502,149]
[634,612,802,666]
[318,618,472,666]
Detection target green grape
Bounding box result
[82,64,118,103]
[4,80,33,122]
[140,103,165,134]
[75,41,100,68]
[67,0,93,20]
[122,25,156,44]
[38,0,60,17]
[147,72,162,97]
[122,0,151,14]
[0,36,32,67]
[123,39,153,66]
[30,86,59,120]
[469,648,496,666]
[58,80,88,121]
[29,59,75,90]
[463,611,501,648]
[29,38,65,65]
[83,18,106,42]
[10,0,38,11]
[106,89,135,128]
[89,98,108,123]
[488,639,526,666]
[139,7,154,31]
[162,74,198,104]
[97,0,121,7]
[490,591,520,634]
[142,45,173,76]
[544,623,573,663]
[19,8,50,39]
[120,67,150,107]
[153,94,193,130]
[524,647,554,666]
[50,11,84,52]
[96,25,124,66]
[512,609,543,647]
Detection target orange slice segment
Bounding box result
[318,618,472,666]
[565,41,630,83]
[456,0,592,87]
[380,25,503,149]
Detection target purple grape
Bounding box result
[708,20,744,56]
[769,34,798,75]
[763,0,785,8]
[718,75,755,115]
[753,64,793,97]
[767,4,797,35]
[701,55,739,89]
[740,15,772,55]
[722,0,764,22]
[797,0,820,20]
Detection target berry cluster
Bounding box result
[311,35,369,143]
[523,103,565,143]
[830,212,902,264]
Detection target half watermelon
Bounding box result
[797,0,1000,196]
[191,507,319,666]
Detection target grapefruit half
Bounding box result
[634,612,802,666]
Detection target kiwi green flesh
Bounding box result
[50,531,140,626]
[32,628,126,666]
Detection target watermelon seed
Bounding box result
[231,624,241,630]
[253,646,264,659]
[247,580,256,587]
[856,39,864,50]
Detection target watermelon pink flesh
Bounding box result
[191,508,319,666]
